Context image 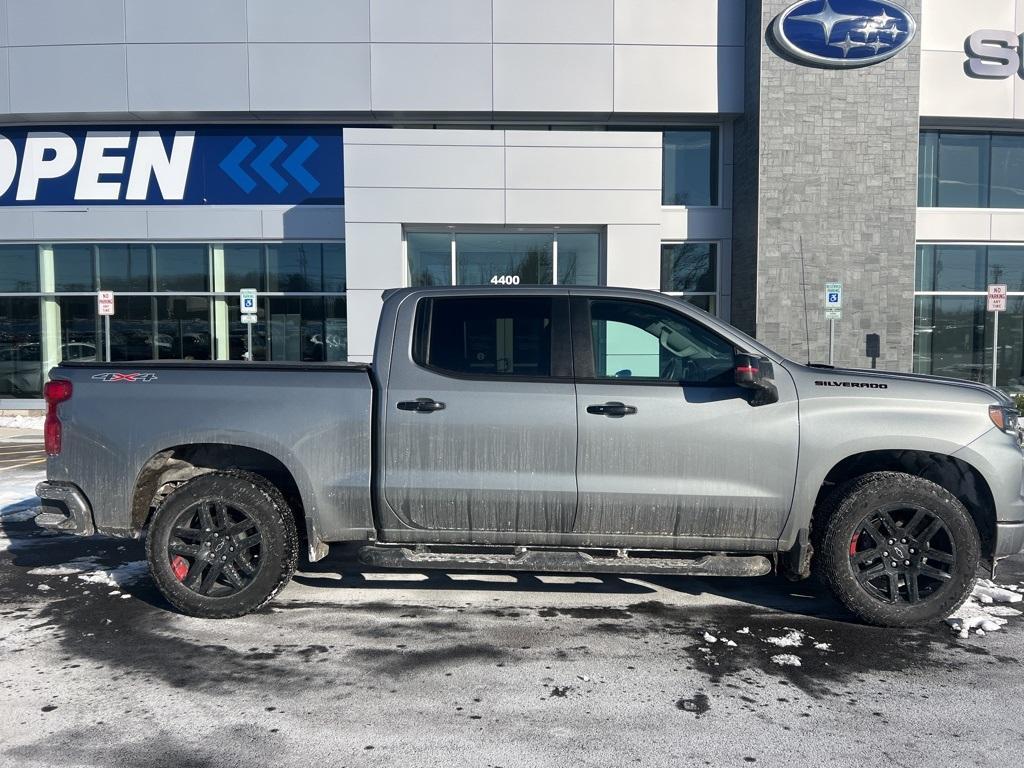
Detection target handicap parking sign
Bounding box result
[240,288,258,313]
[824,282,842,310]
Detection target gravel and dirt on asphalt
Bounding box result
[4,462,1024,768]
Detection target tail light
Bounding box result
[44,379,72,456]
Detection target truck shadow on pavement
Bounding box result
[290,542,857,620]
[4,509,1023,708]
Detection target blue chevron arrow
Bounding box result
[219,137,257,193]
[282,137,320,194]
[251,137,287,193]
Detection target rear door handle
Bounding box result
[586,401,637,417]
[397,398,446,413]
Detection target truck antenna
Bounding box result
[799,235,811,365]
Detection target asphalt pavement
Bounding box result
[0,433,44,472]
[2,452,1024,767]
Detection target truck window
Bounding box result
[588,299,734,385]
[413,297,553,378]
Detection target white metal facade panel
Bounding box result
[248,43,372,111]
[246,0,371,42]
[493,44,614,113]
[125,0,248,43]
[127,43,251,113]
[369,43,493,111]
[492,0,613,44]
[7,0,124,45]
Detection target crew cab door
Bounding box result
[380,292,577,543]
[570,295,799,547]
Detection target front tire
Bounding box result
[145,471,298,618]
[814,471,979,627]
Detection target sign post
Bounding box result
[824,282,843,366]
[988,284,1008,387]
[240,289,258,362]
[97,291,115,362]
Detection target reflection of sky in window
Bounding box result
[919,245,1024,292]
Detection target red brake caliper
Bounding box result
[170,555,189,582]
[849,531,860,557]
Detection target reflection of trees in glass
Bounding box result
[662,244,715,293]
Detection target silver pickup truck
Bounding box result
[35,286,1024,626]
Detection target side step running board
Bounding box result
[357,546,772,578]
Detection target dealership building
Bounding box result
[0,0,1022,408]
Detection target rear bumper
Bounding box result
[34,481,95,536]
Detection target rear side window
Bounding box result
[413,297,553,378]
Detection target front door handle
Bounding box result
[397,398,446,413]
[586,401,637,418]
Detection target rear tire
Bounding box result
[813,471,979,627]
[145,471,298,618]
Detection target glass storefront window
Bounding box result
[54,245,96,291]
[223,243,345,294]
[0,297,42,397]
[991,135,1024,209]
[988,246,1024,291]
[407,233,454,287]
[662,129,718,207]
[267,243,323,292]
[407,230,601,287]
[57,297,99,363]
[557,233,600,285]
[99,244,151,292]
[914,244,1024,392]
[156,244,209,291]
[919,131,1024,209]
[0,246,39,293]
[0,241,346,399]
[661,242,717,293]
[660,242,718,314]
[322,243,347,293]
[225,296,346,362]
[156,296,213,360]
[918,131,938,207]
[915,244,986,292]
[456,233,553,285]
[914,295,986,383]
[937,134,990,207]
[225,244,266,292]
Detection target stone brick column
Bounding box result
[731,0,921,371]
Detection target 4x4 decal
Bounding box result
[91,372,159,383]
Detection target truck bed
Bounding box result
[47,360,375,545]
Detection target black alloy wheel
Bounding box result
[167,499,264,597]
[813,471,980,627]
[848,503,956,604]
[146,471,298,618]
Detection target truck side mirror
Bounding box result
[734,353,779,406]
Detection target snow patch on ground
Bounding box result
[0,470,42,521]
[26,555,148,589]
[764,630,804,648]
[76,561,148,589]
[28,557,102,576]
[0,415,44,429]
[947,580,1024,638]
[770,654,802,667]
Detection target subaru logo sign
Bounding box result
[771,0,917,68]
